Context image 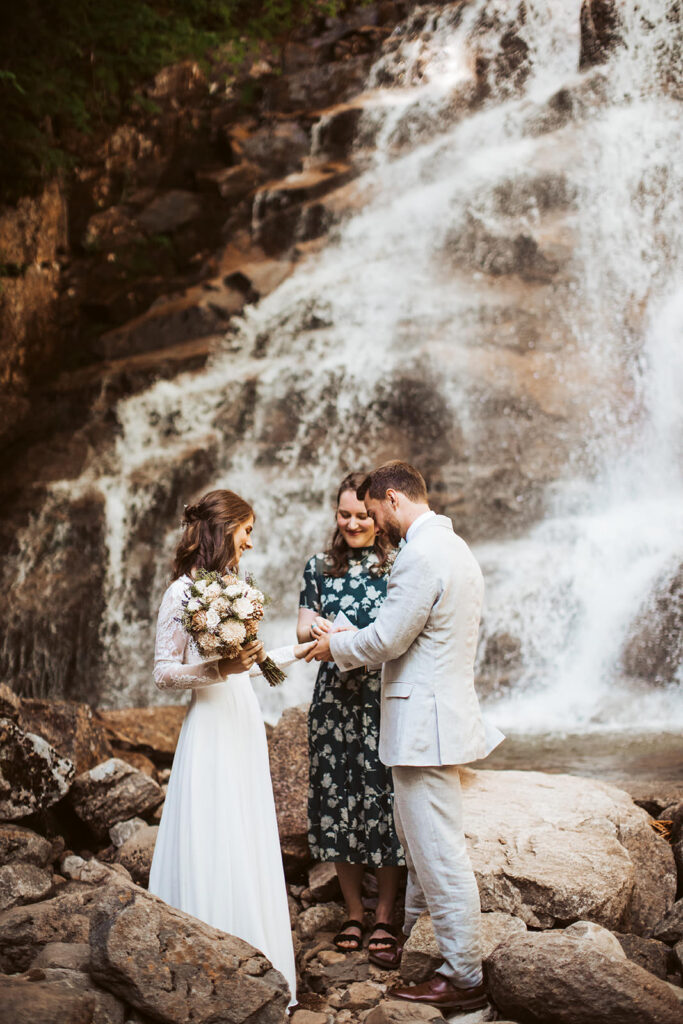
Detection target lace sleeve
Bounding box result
[153,581,223,691]
[248,645,296,676]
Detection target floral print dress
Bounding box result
[300,549,405,867]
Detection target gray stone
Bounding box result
[89,882,290,1024]
[109,817,147,848]
[32,941,91,971]
[619,811,679,933]
[0,861,53,911]
[486,929,682,1024]
[652,899,683,944]
[61,855,133,885]
[69,759,164,838]
[615,932,672,981]
[563,920,626,960]
[0,974,95,1024]
[308,861,340,902]
[0,717,75,820]
[114,824,157,885]
[0,824,52,867]
[365,1001,443,1024]
[674,939,683,975]
[268,704,310,872]
[297,901,347,939]
[336,980,383,1009]
[660,802,683,844]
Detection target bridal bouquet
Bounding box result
[181,569,285,686]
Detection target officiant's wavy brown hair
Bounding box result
[173,489,254,580]
[325,472,393,577]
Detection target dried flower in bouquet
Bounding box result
[181,569,285,686]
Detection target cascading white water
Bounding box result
[9,1,681,738]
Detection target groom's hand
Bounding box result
[305,626,355,663]
[305,631,334,662]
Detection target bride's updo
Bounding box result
[172,489,254,580]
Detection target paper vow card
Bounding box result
[332,610,355,630]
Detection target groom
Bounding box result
[307,460,502,1010]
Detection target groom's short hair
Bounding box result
[357,461,428,502]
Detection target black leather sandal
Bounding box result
[367,922,403,968]
[333,918,364,952]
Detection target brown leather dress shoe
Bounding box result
[388,972,488,1011]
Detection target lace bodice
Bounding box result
[154,576,295,691]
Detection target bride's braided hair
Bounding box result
[172,489,254,580]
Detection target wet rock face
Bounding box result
[0,719,75,821]
[0,491,108,704]
[621,563,683,686]
[580,0,624,68]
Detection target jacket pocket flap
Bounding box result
[384,681,413,698]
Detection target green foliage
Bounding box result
[0,0,345,203]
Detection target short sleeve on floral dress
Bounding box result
[300,549,404,868]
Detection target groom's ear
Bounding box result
[386,488,399,509]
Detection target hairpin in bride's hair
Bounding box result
[181,503,199,528]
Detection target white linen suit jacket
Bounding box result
[329,514,502,767]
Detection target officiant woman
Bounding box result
[297,472,405,967]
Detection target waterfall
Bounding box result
[4,0,681,734]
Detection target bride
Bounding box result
[148,488,312,1005]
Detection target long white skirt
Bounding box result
[148,672,296,1003]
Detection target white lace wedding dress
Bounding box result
[148,575,297,1004]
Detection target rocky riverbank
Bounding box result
[1,685,682,1023]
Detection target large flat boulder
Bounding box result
[461,768,676,933]
[69,758,164,838]
[89,882,290,1023]
[0,718,75,821]
[486,928,681,1024]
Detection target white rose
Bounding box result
[246,587,264,604]
[186,599,200,612]
[232,598,254,621]
[224,584,245,599]
[205,607,221,629]
[194,579,208,593]
[205,582,222,599]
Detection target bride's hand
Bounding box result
[294,640,317,659]
[219,640,264,675]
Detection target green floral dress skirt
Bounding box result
[300,549,405,868]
